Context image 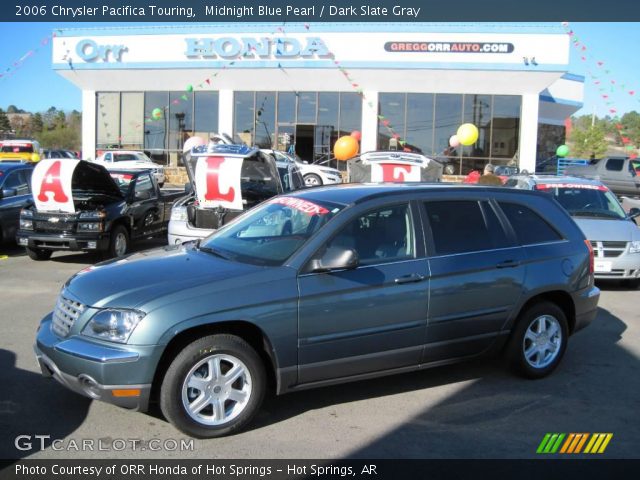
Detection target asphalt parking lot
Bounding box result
[0,241,639,460]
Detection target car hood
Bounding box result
[574,217,639,242]
[64,244,263,309]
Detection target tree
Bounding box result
[570,123,608,158]
[55,110,67,129]
[31,113,44,134]
[620,111,640,147]
[0,108,10,132]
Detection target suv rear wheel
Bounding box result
[507,301,568,379]
[160,334,266,438]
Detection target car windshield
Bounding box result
[199,197,344,266]
[540,185,627,219]
[113,153,149,162]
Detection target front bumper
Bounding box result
[593,253,640,280]
[17,231,111,251]
[34,314,161,411]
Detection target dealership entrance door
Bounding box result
[276,123,335,166]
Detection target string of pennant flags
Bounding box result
[561,22,638,159]
[0,33,55,82]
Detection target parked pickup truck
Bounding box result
[565,156,640,197]
[16,159,183,260]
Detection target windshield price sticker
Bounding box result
[31,159,80,213]
[536,183,608,191]
[270,197,329,215]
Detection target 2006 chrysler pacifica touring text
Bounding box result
[35,184,600,437]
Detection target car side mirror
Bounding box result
[628,207,640,219]
[308,247,359,273]
[0,188,17,199]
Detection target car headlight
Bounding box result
[171,206,188,222]
[82,309,145,343]
[630,241,640,254]
[320,168,339,175]
[20,208,33,217]
[79,210,106,220]
[78,222,103,232]
[20,219,33,230]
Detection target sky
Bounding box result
[0,22,639,118]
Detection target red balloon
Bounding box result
[350,130,362,141]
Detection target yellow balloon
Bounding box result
[457,123,479,146]
[334,135,359,161]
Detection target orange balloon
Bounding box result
[334,135,359,161]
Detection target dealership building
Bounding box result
[52,23,583,176]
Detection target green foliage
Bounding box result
[31,113,44,134]
[620,111,640,147]
[570,123,608,158]
[36,126,80,150]
[0,108,10,132]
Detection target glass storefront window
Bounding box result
[434,94,463,158]
[297,92,317,124]
[378,93,405,151]
[338,93,361,136]
[462,94,492,159]
[254,92,276,149]
[120,93,144,150]
[406,93,434,155]
[277,92,296,124]
[96,93,120,149]
[234,92,255,146]
[194,91,219,140]
[144,91,168,165]
[492,95,521,159]
[169,91,193,165]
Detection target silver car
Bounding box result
[507,175,640,285]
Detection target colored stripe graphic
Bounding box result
[538,433,613,454]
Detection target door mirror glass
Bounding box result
[628,207,640,219]
[309,246,359,273]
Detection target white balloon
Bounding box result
[182,136,206,153]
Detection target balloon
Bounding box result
[457,123,479,146]
[182,136,207,153]
[151,108,163,120]
[556,144,570,157]
[334,135,359,161]
[186,84,194,92]
[449,135,460,148]
[350,130,362,141]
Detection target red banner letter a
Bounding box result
[37,161,69,202]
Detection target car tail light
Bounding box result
[584,239,594,275]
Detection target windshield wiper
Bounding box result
[571,210,622,219]
[198,244,233,260]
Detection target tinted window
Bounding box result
[1,145,33,153]
[3,170,30,195]
[328,204,414,265]
[240,155,281,206]
[499,202,562,245]
[606,158,624,171]
[425,200,509,255]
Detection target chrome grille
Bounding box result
[590,241,628,258]
[34,220,76,233]
[52,293,86,338]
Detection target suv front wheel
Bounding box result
[507,301,569,379]
[160,334,266,438]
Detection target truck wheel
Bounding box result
[107,225,129,259]
[160,334,266,438]
[25,247,52,261]
[506,301,568,379]
[304,173,322,187]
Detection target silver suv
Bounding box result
[506,174,640,286]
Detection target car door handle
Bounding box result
[394,273,425,284]
[496,260,521,269]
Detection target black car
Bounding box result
[16,160,183,260]
[0,162,33,244]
